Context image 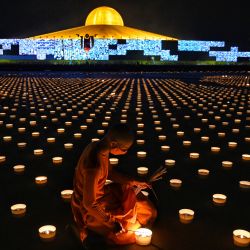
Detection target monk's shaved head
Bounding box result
[105,124,134,145]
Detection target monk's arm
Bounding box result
[82,168,115,227]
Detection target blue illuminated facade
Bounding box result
[0,38,249,63]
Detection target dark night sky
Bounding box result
[0,0,249,42]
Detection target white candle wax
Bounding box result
[35,176,47,185]
[137,167,148,176]
[13,165,25,173]
[233,229,250,247]
[213,194,227,205]
[11,204,26,216]
[109,158,119,165]
[61,190,73,201]
[165,159,175,166]
[135,228,152,246]
[39,225,56,240]
[179,209,194,224]
[137,151,147,158]
[52,157,63,164]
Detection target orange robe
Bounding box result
[71,142,157,245]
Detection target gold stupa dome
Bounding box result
[85,6,124,26]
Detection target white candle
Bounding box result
[190,153,199,159]
[239,181,250,189]
[109,158,119,165]
[137,151,147,159]
[97,130,105,135]
[201,136,209,142]
[222,161,233,168]
[211,147,220,153]
[74,133,82,139]
[35,176,47,185]
[158,135,166,141]
[34,149,43,155]
[170,179,182,189]
[11,204,26,217]
[91,138,100,142]
[177,131,184,137]
[179,209,194,224]
[80,125,88,130]
[135,228,152,246]
[161,145,170,152]
[64,143,73,149]
[165,159,175,166]
[137,167,148,176]
[3,136,12,142]
[17,142,27,148]
[136,139,145,145]
[183,141,191,146]
[39,225,56,241]
[233,229,250,247]
[198,169,210,177]
[228,142,237,148]
[13,165,25,173]
[52,157,63,164]
[47,137,55,143]
[212,194,227,205]
[242,154,250,161]
[61,190,73,201]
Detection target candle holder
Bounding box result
[102,122,109,127]
[170,179,182,189]
[86,119,93,123]
[155,127,162,131]
[179,209,194,224]
[35,176,47,185]
[137,167,148,176]
[135,228,152,246]
[212,194,227,205]
[34,149,43,156]
[13,165,25,173]
[61,190,73,201]
[137,151,147,159]
[245,137,250,142]
[11,204,26,217]
[39,225,56,241]
[52,157,63,164]
[239,181,250,189]
[109,158,119,166]
[194,128,201,133]
[242,154,250,161]
[165,159,175,167]
[233,229,250,247]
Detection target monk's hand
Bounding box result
[131,180,151,190]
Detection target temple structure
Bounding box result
[32,6,177,40]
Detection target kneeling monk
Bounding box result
[71,124,157,245]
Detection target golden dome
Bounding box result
[85,6,124,26]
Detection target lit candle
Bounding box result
[17,142,27,148]
[228,142,237,148]
[35,176,47,185]
[3,136,12,142]
[61,190,73,201]
[161,145,170,152]
[109,158,119,165]
[102,122,109,127]
[222,161,233,168]
[198,169,210,177]
[170,179,182,189]
[137,151,147,159]
[137,123,144,128]
[91,138,100,142]
[155,127,162,131]
[74,133,82,139]
[212,194,227,205]
[105,179,113,185]
[18,127,26,133]
[239,181,250,189]
[194,128,201,133]
[39,225,56,241]
[201,136,209,142]
[245,137,250,142]
[242,154,250,161]
[179,209,195,224]
[165,159,175,167]
[52,157,63,164]
[135,228,152,246]
[177,131,184,137]
[11,204,26,217]
[34,149,43,155]
[97,130,105,135]
[57,128,65,134]
[158,135,166,141]
[211,147,220,153]
[218,132,225,138]
[190,152,199,159]
[6,123,13,128]
[47,137,55,143]
[233,229,250,247]
[13,165,25,173]
[64,143,73,150]
[183,141,191,146]
[137,167,148,176]
[137,130,144,135]
[80,125,88,130]
[136,139,145,145]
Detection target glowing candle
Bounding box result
[97,130,105,135]
[239,181,250,189]
[80,125,88,130]
[137,123,144,128]
[179,209,194,224]
[222,161,233,168]
[177,131,184,137]
[233,229,250,247]
[102,122,109,127]
[228,142,237,148]
[137,130,144,135]
[39,225,56,241]
[86,119,93,123]
[213,194,227,205]
[137,151,147,159]
[32,132,40,137]
[165,159,175,167]
[30,121,37,126]
[109,158,119,165]
[194,128,201,133]
[155,127,162,131]
[170,179,182,189]
[34,149,43,155]
[183,141,191,146]
[120,119,127,124]
[11,204,26,217]
[35,176,47,185]
[74,133,82,139]
[61,190,73,201]
[57,128,65,134]
[105,179,113,185]
[18,127,26,133]
[218,132,225,138]
[52,157,63,164]
[47,137,55,143]
[201,136,209,142]
[136,139,145,145]
[64,143,73,149]
[17,142,27,148]
[3,136,12,142]
[91,138,100,142]
[198,169,210,177]
[190,153,199,159]
[135,228,152,246]
[158,135,166,141]
[6,123,13,128]
[161,145,170,152]
[154,120,161,125]
[137,167,148,176]
[232,128,240,133]
[13,165,25,173]
[211,147,220,153]
[242,154,250,161]
[65,121,72,126]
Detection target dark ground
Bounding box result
[0,71,249,250]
